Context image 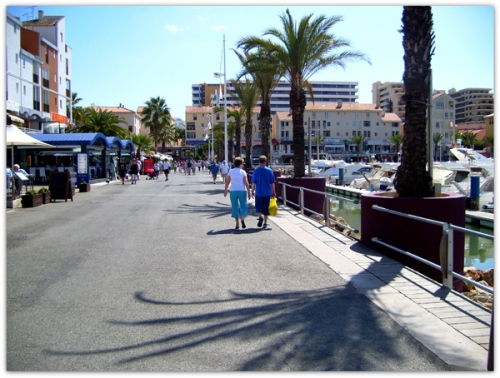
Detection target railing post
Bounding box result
[300,188,304,215]
[283,183,287,207]
[324,193,330,227]
[445,223,454,289]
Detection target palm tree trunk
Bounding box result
[395,6,433,198]
[260,98,272,161]
[244,119,253,169]
[235,122,242,158]
[290,86,307,177]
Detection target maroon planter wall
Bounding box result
[361,192,466,291]
[276,177,326,216]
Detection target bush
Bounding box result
[80,181,87,185]
[25,189,38,196]
[38,187,49,193]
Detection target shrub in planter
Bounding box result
[38,187,51,204]
[79,181,91,192]
[21,189,43,208]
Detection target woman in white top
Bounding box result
[223,157,252,230]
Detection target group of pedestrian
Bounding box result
[223,155,276,230]
[117,158,142,185]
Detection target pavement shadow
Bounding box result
[42,279,454,371]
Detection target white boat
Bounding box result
[318,163,373,185]
[349,163,399,191]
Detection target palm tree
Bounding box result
[234,48,285,162]
[70,92,85,127]
[230,78,260,168]
[237,8,369,177]
[483,135,494,157]
[311,133,324,159]
[350,135,365,162]
[157,122,175,152]
[131,134,154,162]
[226,106,245,159]
[394,6,434,197]
[388,133,403,161]
[174,126,185,146]
[433,133,443,161]
[140,97,171,148]
[226,120,237,162]
[461,131,477,148]
[69,107,129,139]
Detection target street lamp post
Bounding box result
[206,114,212,162]
[214,34,228,163]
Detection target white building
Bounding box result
[6,10,73,131]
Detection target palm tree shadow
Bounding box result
[42,277,445,371]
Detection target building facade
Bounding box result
[272,101,402,161]
[371,81,406,122]
[6,10,72,132]
[193,80,360,113]
[447,88,494,125]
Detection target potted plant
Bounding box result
[21,189,43,208]
[78,180,91,192]
[38,187,51,204]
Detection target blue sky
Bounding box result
[5,2,495,121]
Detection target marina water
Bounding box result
[329,195,494,271]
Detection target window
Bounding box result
[15,53,18,64]
[323,120,327,128]
[187,132,196,139]
[312,112,316,119]
[324,112,328,118]
[60,32,63,42]
[363,121,371,127]
[216,114,220,121]
[187,123,196,131]
[23,59,25,68]
[363,131,371,138]
[366,112,370,118]
[435,122,440,128]
[444,112,449,119]
[193,114,197,120]
[374,132,378,137]
[391,131,399,136]
[16,83,19,93]
[311,120,315,127]
[352,131,356,136]
[354,112,359,119]
[23,85,26,95]
[323,131,330,137]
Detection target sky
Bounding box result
[4,1,496,122]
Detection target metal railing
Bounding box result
[370,204,494,294]
[277,182,359,234]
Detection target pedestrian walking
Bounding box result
[219,160,229,183]
[209,161,219,184]
[136,159,141,180]
[186,159,192,175]
[118,158,127,185]
[224,157,251,229]
[164,159,171,181]
[191,159,196,175]
[130,158,139,184]
[251,155,276,229]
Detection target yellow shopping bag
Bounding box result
[268,197,278,216]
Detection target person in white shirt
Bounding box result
[219,160,229,183]
[223,157,251,230]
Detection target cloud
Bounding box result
[164,25,183,32]
[210,25,228,31]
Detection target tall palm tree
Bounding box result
[157,122,175,152]
[226,106,245,159]
[394,6,434,197]
[140,97,171,148]
[237,8,370,177]
[131,134,154,162]
[230,78,260,168]
[388,133,403,161]
[350,135,365,162]
[433,133,443,161]
[234,48,285,162]
[70,92,85,127]
[69,107,129,139]
[311,133,324,159]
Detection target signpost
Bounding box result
[76,152,90,185]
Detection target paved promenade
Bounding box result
[6,170,492,371]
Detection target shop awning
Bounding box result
[240,141,262,147]
[7,114,25,124]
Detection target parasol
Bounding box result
[6,125,54,167]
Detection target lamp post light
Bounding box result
[214,34,228,163]
[206,114,213,162]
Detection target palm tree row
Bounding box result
[235,8,370,177]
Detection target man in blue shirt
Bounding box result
[251,155,276,229]
[210,161,219,184]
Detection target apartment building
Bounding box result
[371,81,406,122]
[96,105,143,136]
[193,80,359,113]
[431,91,457,147]
[6,10,72,132]
[447,88,494,125]
[273,101,402,161]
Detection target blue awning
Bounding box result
[31,132,110,147]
